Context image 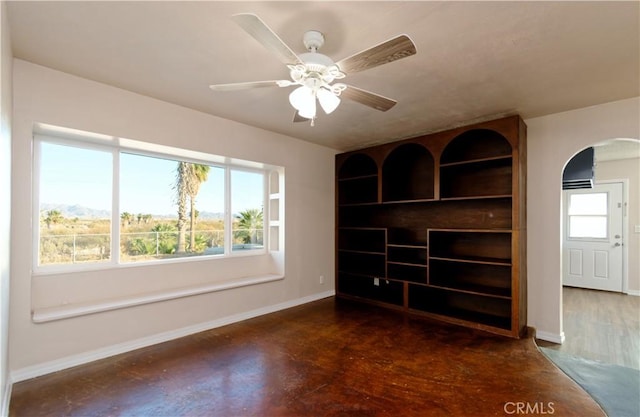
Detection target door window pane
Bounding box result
[38,142,112,265]
[567,192,608,238]
[568,193,607,215]
[569,216,607,238]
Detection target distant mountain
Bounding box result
[198,211,224,220]
[40,203,111,219]
[39,203,224,221]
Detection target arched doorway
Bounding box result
[556,138,639,368]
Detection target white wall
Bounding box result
[525,97,640,342]
[595,156,640,293]
[0,1,12,412]
[10,59,336,377]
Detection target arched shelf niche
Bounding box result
[338,153,378,205]
[382,143,435,202]
[338,153,377,179]
[440,129,513,199]
[441,129,512,164]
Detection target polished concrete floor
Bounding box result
[537,286,640,369]
[10,297,604,416]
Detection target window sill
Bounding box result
[32,274,285,323]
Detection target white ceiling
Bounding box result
[6,1,640,151]
[594,139,640,162]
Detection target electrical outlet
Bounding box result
[319,275,324,284]
[373,278,380,286]
[635,225,640,233]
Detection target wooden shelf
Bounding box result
[428,283,511,299]
[440,194,512,202]
[428,230,512,264]
[387,244,428,249]
[439,155,512,168]
[440,157,512,199]
[382,198,437,205]
[338,228,386,253]
[387,262,427,283]
[410,307,513,333]
[388,245,427,266]
[339,249,385,256]
[338,273,404,307]
[408,284,512,330]
[430,256,511,266]
[338,175,378,205]
[338,174,378,182]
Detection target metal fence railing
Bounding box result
[39,229,264,265]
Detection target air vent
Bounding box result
[563,148,594,190]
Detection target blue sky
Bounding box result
[39,142,264,217]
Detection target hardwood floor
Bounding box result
[537,287,640,369]
[10,297,604,416]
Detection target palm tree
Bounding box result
[186,164,210,251]
[175,162,190,253]
[175,162,210,252]
[235,208,263,244]
[43,209,63,229]
[120,212,134,227]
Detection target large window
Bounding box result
[36,134,273,271]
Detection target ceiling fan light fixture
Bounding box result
[289,86,316,119]
[210,14,417,126]
[317,87,340,114]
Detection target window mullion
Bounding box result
[263,171,269,252]
[224,166,232,255]
[33,139,42,270]
[112,150,120,264]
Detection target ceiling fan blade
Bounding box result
[341,85,397,112]
[232,13,302,66]
[336,34,417,74]
[209,80,290,91]
[293,111,310,123]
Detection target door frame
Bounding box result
[599,179,630,294]
[562,179,629,293]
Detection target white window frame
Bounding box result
[33,129,277,275]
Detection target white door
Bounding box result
[563,182,624,292]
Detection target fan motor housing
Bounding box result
[299,52,335,72]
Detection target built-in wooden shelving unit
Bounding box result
[335,115,527,338]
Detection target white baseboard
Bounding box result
[625,289,640,296]
[11,290,335,383]
[1,378,11,417]
[534,330,565,344]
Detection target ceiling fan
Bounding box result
[209,13,417,126]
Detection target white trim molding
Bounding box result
[1,378,11,417]
[32,274,285,323]
[535,330,566,344]
[14,290,335,383]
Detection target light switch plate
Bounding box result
[635,225,640,233]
